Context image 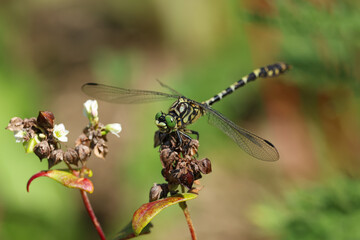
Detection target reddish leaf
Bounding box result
[132,193,198,235]
[115,221,153,240]
[27,170,94,193]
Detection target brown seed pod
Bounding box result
[37,111,55,129]
[75,133,90,147]
[93,139,108,159]
[149,183,169,202]
[5,117,24,132]
[48,149,64,169]
[75,144,91,162]
[179,171,195,189]
[197,158,212,174]
[34,141,51,160]
[64,148,79,165]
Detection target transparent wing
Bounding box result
[202,104,279,161]
[156,80,184,96]
[82,83,180,104]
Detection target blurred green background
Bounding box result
[1,0,360,239]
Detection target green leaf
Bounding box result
[27,170,94,193]
[115,221,153,240]
[132,193,198,235]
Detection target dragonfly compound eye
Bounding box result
[155,112,162,120]
[165,115,176,128]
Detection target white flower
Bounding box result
[83,100,99,123]
[13,130,27,143]
[105,123,122,137]
[53,123,69,142]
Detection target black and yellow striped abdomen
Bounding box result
[204,62,290,106]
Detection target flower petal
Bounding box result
[53,123,69,142]
[14,130,27,143]
[105,123,122,137]
[83,99,98,122]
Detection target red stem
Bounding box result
[80,190,106,240]
[179,202,197,240]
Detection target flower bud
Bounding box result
[104,123,122,137]
[13,130,27,143]
[83,100,99,125]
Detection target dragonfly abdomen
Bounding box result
[204,62,290,106]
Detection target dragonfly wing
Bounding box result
[203,105,279,161]
[156,80,184,96]
[82,83,180,104]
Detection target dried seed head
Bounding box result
[64,148,79,165]
[37,111,55,129]
[188,185,203,195]
[75,144,91,161]
[179,171,195,189]
[197,158,212,174]
[75,133,90,147]
[33,141,51,160]
[88,129,103,142]
[161,168,180,186]
[93,139,108,159]
[149,183,169,202]
[186,139,199,157]
[48,149,64,169]
[23,117,37,129]
[6,117,24,132]
[160,147,179,169]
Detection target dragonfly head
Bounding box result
[155,111,176,132]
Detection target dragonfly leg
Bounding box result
[176,130,184,146]
[183,129,199,140]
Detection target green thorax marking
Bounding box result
[168,97,204,130]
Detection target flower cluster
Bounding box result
[6,100,121,169]
[149,131,212,202]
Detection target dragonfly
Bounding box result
[82,62,290,161]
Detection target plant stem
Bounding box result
[80,190,106,240]
[179,201,197,240]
